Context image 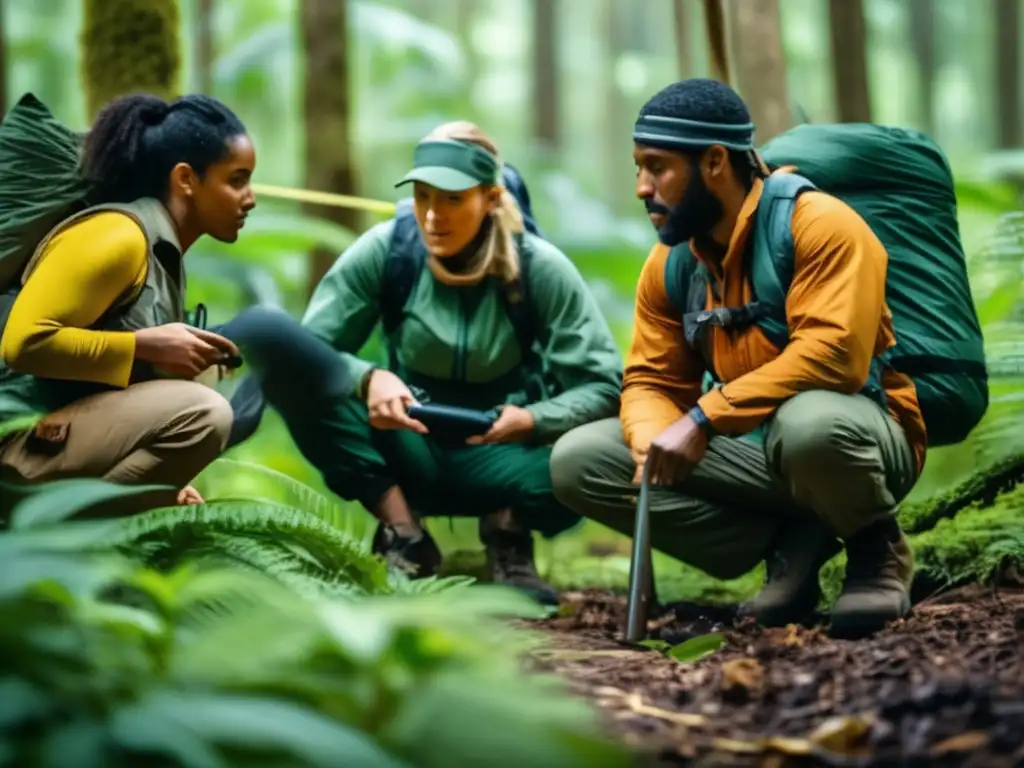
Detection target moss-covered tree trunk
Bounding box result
[300,0,361,299]
[80,0,182,121]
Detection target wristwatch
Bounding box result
[688,405,716,436]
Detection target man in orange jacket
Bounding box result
[550,79,926,638]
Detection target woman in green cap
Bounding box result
[299,121,623,604]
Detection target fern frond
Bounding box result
[195,458,372,541]
[108,501,392,596]
[390,574,478,595]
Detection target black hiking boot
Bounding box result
[480,511,559,606]
[371,522,443,579]
[742,517,841,627]
[829,518,914,639]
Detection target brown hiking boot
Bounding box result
[371,523,443,579]
[480,511,559,606]
[829,518,914,639]
[743,517,841,627]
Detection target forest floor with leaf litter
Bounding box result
[524,584,1024,767]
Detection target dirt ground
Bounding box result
[528,585,1024,767]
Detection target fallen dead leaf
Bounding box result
[929,731,990,755]
[763,736,814,756]
[720,657,765,703]
[710,736,763,754]
[783,624,804,647]
[531,649,640,661]
[623,692,708,727]
[809,713,875,756]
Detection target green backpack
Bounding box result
[0,93,95,296]
[664,123,988,448]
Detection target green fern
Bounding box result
[0,539,630,768]
[108,500,393,596]
[195,457,372,543]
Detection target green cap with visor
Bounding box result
[395,139,500,191]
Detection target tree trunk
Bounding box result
[196,0,214,94]
[0,0,7,115]
[604,0,632,212]
[453,0,479,116]
[532,0,559,154]
[827,0,872,123]
[995,0,1021,149]
[727,0,790,143]
[300,0,361,298]
[908,0,936,136]
[80,0,182,121]
[672,0,692,78]
[703,0,731,84]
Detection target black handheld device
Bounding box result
[406,403,496,439]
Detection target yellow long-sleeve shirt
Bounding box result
[621,173,928,473]
[0,211,149,389]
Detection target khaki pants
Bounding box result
[0,379,233,513]
[549,390,918,580]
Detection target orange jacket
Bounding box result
[621,174,928,473]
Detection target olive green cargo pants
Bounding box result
[549,390,918,579]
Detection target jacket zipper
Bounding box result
[452,293,471,381]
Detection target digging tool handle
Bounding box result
[625,461,653,642]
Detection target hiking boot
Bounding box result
[742,517,841,627]
[829,518,914,639]
[371,522,443,579]
[480,511,559,606]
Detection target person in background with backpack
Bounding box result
[550,78,938,639]
[299,121,623,604]
[0,93,365,514]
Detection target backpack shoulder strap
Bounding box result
[664,243,711,331]
[664,244,698,316]
[380,199,425,340]
[664,243,720,378]
[498,233,538,357]
[749,171,818,350]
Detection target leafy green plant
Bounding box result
[638,632,727,663]
[0,478,632,768]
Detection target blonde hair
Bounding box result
[424,121,525,285]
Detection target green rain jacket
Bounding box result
[301,219,624,443]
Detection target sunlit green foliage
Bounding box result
[0,476,632,768]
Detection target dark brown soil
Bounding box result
[527,586,1024,767]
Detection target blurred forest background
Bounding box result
[1,0,1022,596]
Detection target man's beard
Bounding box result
[644,172,723,247]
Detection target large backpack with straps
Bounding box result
[378,162,544,369]
[664,123,988,448]
[0,94,94,298]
